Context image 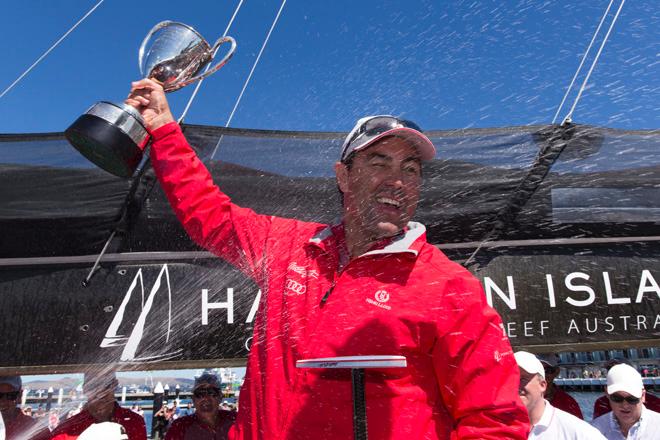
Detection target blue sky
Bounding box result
[0,0,657,135]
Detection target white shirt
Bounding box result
[592,406,660,440]
[529,400,607,440]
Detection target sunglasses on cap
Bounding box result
[341,116,426,163]
[0,391,20,400]
[609,393,641,404]
[193,387,221,398]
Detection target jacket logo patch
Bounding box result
[284,262,317,296]
[285,278,306,296]
[288,262,319,279]
[366,290,392,310]
[374,290,390,303]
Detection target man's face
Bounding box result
[0,383,19,414]
[518,369,547,414]
[609,390,644,428]
[84,380,117,421]
[335,137,422,240]
[192,385,221,415]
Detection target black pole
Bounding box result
[46,387,53,412]
[351,369,367,440]
[151,385,164,439]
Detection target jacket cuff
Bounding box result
[150,121,181,140]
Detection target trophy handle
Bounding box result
[163,36,237,92]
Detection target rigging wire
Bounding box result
[561,0,626,125]
[551,0,616,125]
[0,0,106,99]
[210,0,288,160]
[178,0,246,124]
[466,0,627,269]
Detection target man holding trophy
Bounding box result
[67,19,527,439]
[124,74,529,438]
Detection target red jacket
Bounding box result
[150,122,530,440]
[548,386,583,419]
[165,411,236,440]
[48,403,146,440]
[2,410,45,439]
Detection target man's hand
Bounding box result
[125,79,175,131]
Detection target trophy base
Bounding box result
[65,102,150,178]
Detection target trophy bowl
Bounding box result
[65,21,236,178]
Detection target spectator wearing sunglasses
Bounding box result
[593,361,660,419]
[536,354,583,419]
[515,352,606,440]
[0,375,43,439]
[592,364,660,439]
[165,372,235,440]
[126,80,529,439]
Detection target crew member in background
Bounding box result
[165,372,235,440]
[536,354,583,419]
[0,375,44,439]
[47,372,146,440]
[593,360,660,419]
[515,351,606,439]
[592,363,660,439]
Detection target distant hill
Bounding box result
[23,377,80,391]
[23,376,196,391]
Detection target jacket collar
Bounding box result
[308,221,427,258]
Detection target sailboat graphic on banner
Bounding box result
[100,265,183,362]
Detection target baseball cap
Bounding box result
[607,364,644,398]
[194,372,220,390]
[515,351,545,379]
[78,422,128,440]
[340,115,436,163]
[0,375,22,391]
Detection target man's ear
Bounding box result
[335,161,349,194]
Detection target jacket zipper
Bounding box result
[320,280,335,306]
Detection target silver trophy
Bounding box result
[65,21,237,177]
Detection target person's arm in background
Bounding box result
[126,79,272,282]
[432,275,530,439]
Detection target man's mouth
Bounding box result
[376,196,401,209]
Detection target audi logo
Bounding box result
[285,279,307,295]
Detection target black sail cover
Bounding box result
[1,123,659,373]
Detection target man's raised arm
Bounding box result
[125,79,273,281]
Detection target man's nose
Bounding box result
[384,170,405,188]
